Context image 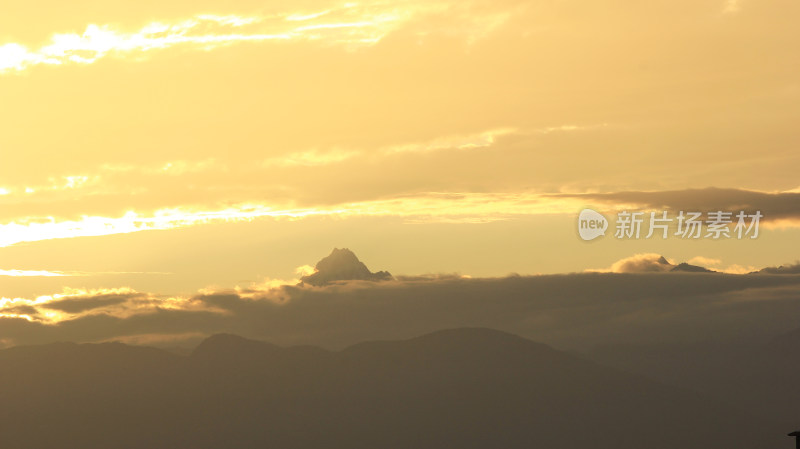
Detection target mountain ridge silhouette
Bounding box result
[0,327,778,448]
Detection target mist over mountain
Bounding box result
[0,328,780,449]
[757,262,800,275]
[670,262,715,273]
[595,253,722,273]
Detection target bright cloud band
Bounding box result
[0,4,420,73]
[0,193,582,247]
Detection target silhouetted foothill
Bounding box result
[300,248,392,286]
[0,328,775,449]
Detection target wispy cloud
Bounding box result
[723,0,742,14]
[0,175,98,197]
[380,127,517,155]
[0,286,217,324]
[0,0,510,75]
[0,191,584,247]
[588,253,674,273]
[0,15,286,73]
[687,256,722,267]
[0,5,406,74]
[262,127,517,168]
[0,269,170,277]
[263,149,361,168]
[528,123,610,135]
[0,269,67,277]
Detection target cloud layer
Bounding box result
[3,269,800,351]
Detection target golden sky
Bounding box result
[1,0,799,309]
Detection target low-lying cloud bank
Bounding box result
[2,269,800,351]
[589,253,772,274]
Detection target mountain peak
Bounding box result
[300,248,392,286]
[670,262,715,273]
[191,333,281,360]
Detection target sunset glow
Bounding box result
[1,3,800,444]
[0,0,798,337]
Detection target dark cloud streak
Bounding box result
[551,188,800,222]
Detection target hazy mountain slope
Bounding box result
[589,328,800,429]
[0,328,779,448]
